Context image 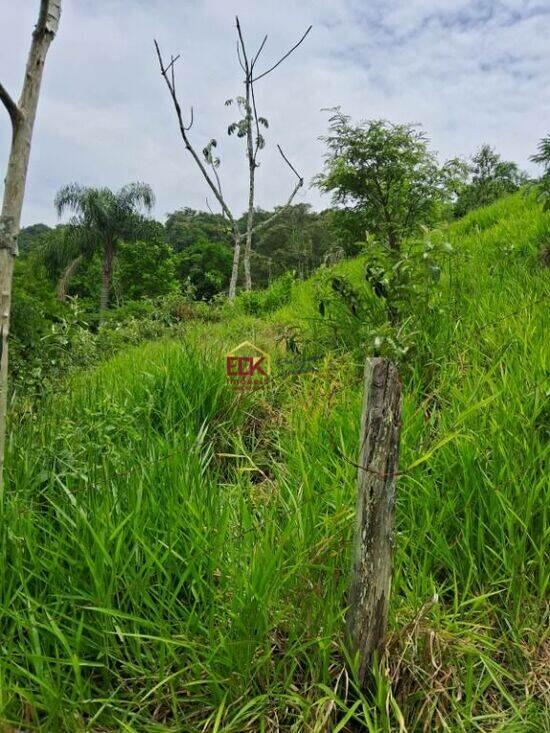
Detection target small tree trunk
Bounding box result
[243,208,253,291]
[347,357,402,687]
[228,232,241,301]
[57,253,83,301]
[100,244,114,315]
[242,44,256,292]
[0,0,61,496]
[243,146,255,291]
[388,230,399,252]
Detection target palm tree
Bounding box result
[54,182,155,314]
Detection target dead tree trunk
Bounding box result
[0,0,61,496]
[243,156,255,292]
[347,357,402,686]
[228,233,242,301]
[236,18,257,293]
[155,19,309,301]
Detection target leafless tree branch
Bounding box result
[251,179,303,237]
[236,40,246,73]
[252,25,312,82]
[0,82,22,129]
[277,144,303,181]
[184,105,193,131]
[205,197,216,216]
[154,39,234,224]
[163,53,180,75]
[235,17,250,76]
[209,160,225,215]
[250,79,262,162]
[251,34,268,71]
[250,147,304,236]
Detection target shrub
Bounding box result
[238,271,296,315]
[313,231,453,365]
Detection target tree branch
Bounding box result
[235,17,250,73]
[235,16,259,291]
[36,0,62,37]
[154,40,235,226]
[209,160,226,217]
[236,40,246,73]
[250,80,262,162]
[251,179,303,237]
[251,34,268,71]
[205,197,216,216]
[252,25,312,82]
[277,143,302,181]
[250,146,304,236]
[164,53,180,75]
[235,18,259,163]
[183,105,193,131]
[0,82,22,129]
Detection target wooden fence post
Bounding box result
[347,357,402,686]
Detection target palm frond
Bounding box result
[54,183,86,218]
[117,182,155,213]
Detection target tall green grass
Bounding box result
[1,192,548,731]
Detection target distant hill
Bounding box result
[18,223,51,253]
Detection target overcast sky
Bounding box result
[1,0,549,227]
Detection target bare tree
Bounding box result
[0,0,61,495]
[155,16,310,300]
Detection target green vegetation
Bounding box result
[315,111,448,251]
[52,183,156,313]
[1,10,547,730]
[531,135,550,214]
[2,192,548,730]
[453,144,528,219]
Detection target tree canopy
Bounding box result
[530,134,550,212]
[453,144,528,217]
[315,111,447,251]
[54,182,155,312]
[165,208,230,251]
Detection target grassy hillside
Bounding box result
[1,193,548,731]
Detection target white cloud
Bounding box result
[0,0,548,226]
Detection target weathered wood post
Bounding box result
[347,357,402,685]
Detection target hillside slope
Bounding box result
[2,193,549,731]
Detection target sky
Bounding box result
[1,0,549,227]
